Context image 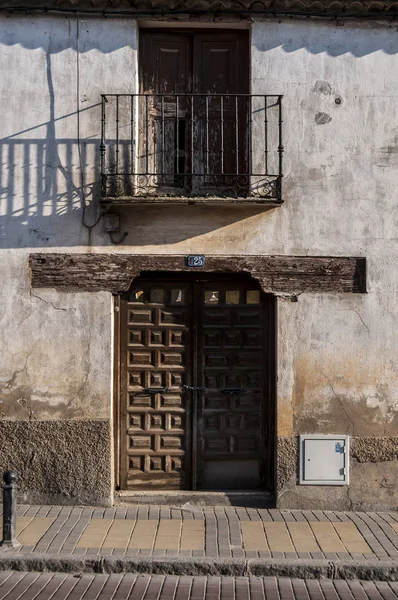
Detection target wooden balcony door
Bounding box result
[139,30,249,195]
[118,274,275,492]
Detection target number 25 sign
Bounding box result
[186,255,205,268]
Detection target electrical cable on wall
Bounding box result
[76,16,128,245]
[76,16,104,236]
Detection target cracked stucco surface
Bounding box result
[0,253,112,420]
[284,294,398,438]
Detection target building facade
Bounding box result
[0,0,397,508]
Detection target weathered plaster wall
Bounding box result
[0,15,138,503]
[0,15,397,506]
[250,20,398,508]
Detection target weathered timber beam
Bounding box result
[28,254,366,294]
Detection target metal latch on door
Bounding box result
[137,386,247,395]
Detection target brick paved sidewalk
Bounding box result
[3,505,398,563]
[0,573,397,600]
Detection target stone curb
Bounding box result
[0,553,397,581]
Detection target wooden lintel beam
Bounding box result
[28,253,366,294]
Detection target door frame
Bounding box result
[113,271,277,493]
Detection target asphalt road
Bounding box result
[0,573,396,600]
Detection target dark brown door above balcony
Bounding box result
[139,30,249,197]
[100,30,283,204]
[192,33,250,194]
[140,32,192,96]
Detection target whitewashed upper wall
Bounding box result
[0,16,397,432]
[251,20,398,256]
[0,16,138,419]
[250,20,398,436]
[0,15,138,249]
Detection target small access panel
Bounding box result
[299,434,349,485]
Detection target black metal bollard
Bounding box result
[0,471,20,548]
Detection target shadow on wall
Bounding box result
[0,29,276,249]
[0,14,137,55]
[0,117,273,248]
[252,21,398,57]
[0,43,100,248]
[1,16,398,248]
[1,14,397,56]
[0,15,135,249]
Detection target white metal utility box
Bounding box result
[299,434,349,485]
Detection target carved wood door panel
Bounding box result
[119,275,275,492]
[120,280,193,490]
[196,282,269,490]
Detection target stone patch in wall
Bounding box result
[351,436,398,463]
[277,436,298,492]
[277,435,398,511]
[0,420,112,506]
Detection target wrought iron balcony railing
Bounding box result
[100,93,283,203]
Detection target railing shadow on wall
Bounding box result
[0,131,100,249]
[0,108,278,249]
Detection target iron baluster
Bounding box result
[205,95,209,175]
[176,95,179,175]
[220,95,224,175]
[131,95,135,176]
[190,95,194,194]
[161,95,165,174]
[278,95,284,178]
[235,95,239,175]
[116,95,119,174]
[264,95,268,174]
[100,95,106,196]
[248,94,253,174]
[190,95,194,176]
[145,94,149,175]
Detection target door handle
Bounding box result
[138,387,170,394]
[220,388,247,395]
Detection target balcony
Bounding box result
[100,93,283,205]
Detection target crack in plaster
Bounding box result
[3,350,32,390]
[30,290,76,312]
[352,309,370,333]
[341,308,370,333]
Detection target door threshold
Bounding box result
[115,490,274,508]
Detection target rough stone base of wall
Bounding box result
[277,436,398,511]
[0,420,112,506]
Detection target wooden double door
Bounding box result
[139,30,250,194]
[118,274,275,491]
